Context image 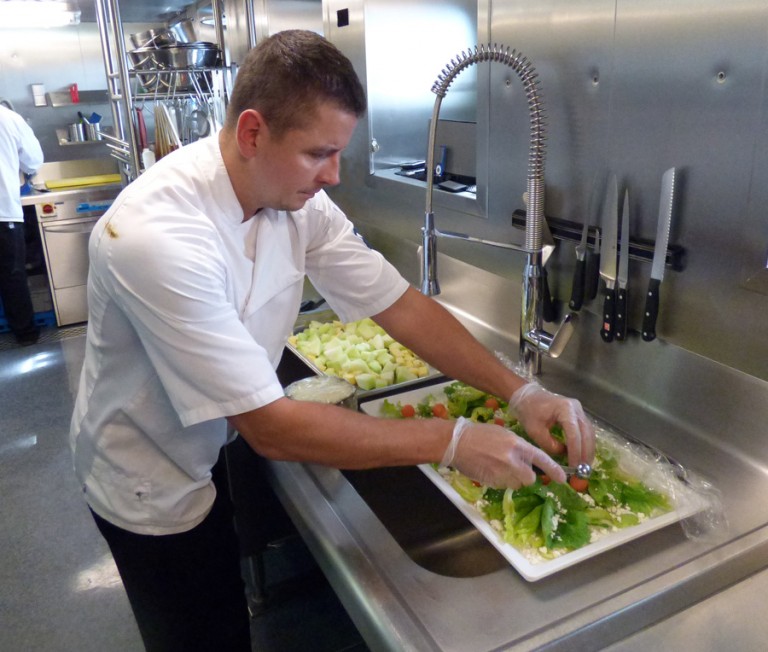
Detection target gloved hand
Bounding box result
[508,383,595,467]
[440,417,567,488]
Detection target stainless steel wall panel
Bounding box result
[325,0,768,381]
[486,0,617,224]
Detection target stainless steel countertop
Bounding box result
[267,239,768,651]
[20,184,122,207]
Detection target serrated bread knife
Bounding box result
[599,175,618,342]
[642,167,676,342]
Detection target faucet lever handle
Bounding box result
[540,312,578,359]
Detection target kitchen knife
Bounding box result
[642,167,676,342]
[569,175,600,311]
[615,189,630,341]
[599,175,619,342]
[568,218,589,311]
[585,229,600,301]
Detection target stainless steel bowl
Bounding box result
[129,28,176,49]
[128,48,160,91]
[153,44,220,69]
[169,18,197,44]
[129,44,219,92]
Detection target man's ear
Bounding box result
[236,109,266,157]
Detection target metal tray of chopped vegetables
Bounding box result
[287,315,441,399]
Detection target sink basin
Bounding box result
[342,465,506,577]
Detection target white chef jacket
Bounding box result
[0,105,43,222]
[70,135,409,535]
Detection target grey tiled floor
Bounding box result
[0,327,368,652]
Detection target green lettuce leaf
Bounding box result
[444,382,488,418]
[380,399,403,419]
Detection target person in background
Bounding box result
[0,104,44,345]
[70,30,595,651]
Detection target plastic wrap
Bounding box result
[495,350,726,542]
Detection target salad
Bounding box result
[380,381,673,561]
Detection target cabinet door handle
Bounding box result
[42,222,96,234]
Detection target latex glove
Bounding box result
[440,417,567,488]
[508,383,595,467]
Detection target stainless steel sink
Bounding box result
[266,250,768,650]
[342,465,507,577]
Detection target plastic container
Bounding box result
[285,376,358,410]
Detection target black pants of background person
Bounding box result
[0,221,39,344]
[90,456,251,652]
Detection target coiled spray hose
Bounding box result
[424,44,547,253]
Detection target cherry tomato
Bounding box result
[568,476,589,493]
[471,480,482,487]
[540,474,551,485]
[493,417,506,426]
[484,397,500,410]
[400,404,415,418]
[431,403,449,419]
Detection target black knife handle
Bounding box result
[586,252,600,302]
[642,278,661,341]
[568,258,586,311]
[615,287,628,341]
[600,286,616,342]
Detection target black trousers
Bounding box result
[91,462,251,652]
[0,221,37,339]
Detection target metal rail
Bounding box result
[93,0,229,182]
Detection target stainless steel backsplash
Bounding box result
[323,0,768,383]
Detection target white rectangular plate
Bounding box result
[360,381,703,582]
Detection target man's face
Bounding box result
[255,102,358,211]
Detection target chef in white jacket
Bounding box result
[0,104,43,345]
[70,30,594,651]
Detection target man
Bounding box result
[0,104,43,345]
[71,30,594,651]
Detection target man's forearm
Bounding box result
[372,286,526,401]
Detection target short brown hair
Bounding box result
[225,30,367,137]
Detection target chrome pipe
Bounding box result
[95,0,140,181]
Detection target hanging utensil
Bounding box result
[615,189,631,341]
[154,102,181,160]
[642,167,676,342]
[599,175,619,342]
[135,106,148,151]
[571,173,602,310]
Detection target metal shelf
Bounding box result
[45,90,109,108]
[55,127,113,146]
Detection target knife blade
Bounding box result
[586,228,600,301]
[569,176,600,311]
[615,189,630,341]
[642,167,676,342]
[568,220,589,311]
[599,175,619,342]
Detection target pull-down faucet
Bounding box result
[421,44,575,376]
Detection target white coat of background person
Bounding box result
[0,104,44,345]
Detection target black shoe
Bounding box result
[15,329,40,346]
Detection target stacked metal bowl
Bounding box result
[128,22,220,93]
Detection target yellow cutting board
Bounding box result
[45,174,122,190]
